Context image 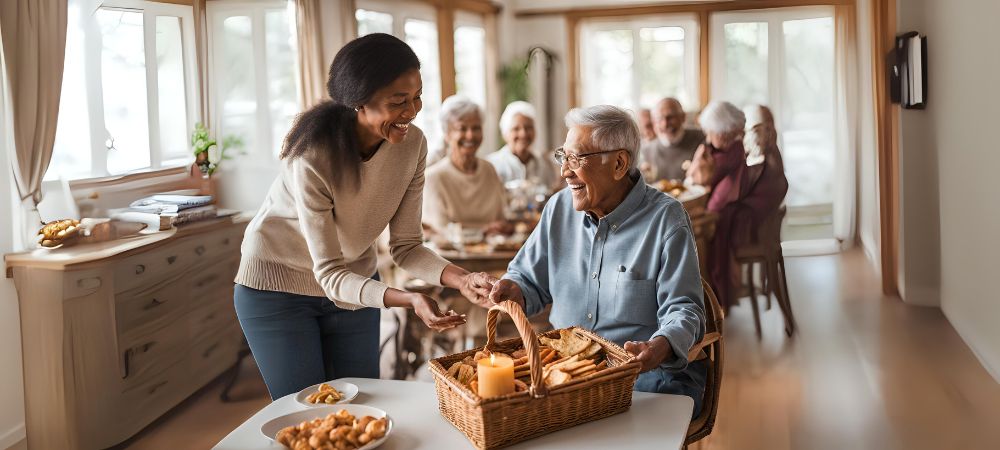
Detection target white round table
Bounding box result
[214,378,693,450]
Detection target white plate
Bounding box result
[260,404,393,449]
[294,380,359,407]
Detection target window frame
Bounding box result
[709,6,836,119]
[53,0,200,181]
[206,0,300,166]
[577,14,701,112]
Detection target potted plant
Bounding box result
[191,122,244,177]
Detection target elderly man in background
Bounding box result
[638,108,656,143]
[486,101,560,192]
[639,97,705,182]
[423,95,510,236]
[489,105,708,416]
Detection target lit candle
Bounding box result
[477,353,515,398]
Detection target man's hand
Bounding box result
[488,279,525,310]
[459,272,498,308]
[624,336,673,372]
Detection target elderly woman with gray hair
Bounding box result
[423,95,511,236]
[486,101,560,192]
[489,105,709,417]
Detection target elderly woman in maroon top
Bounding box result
[686,101,748,310]
[742,105,789,225]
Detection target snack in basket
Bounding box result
[37,219,81,248]
[539,329,593,358]
[305,383,344,404]
[275,409,388,450]
[444,330,615,396]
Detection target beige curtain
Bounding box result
[194,0,211,127]
[0,0,68,206]
[295,0,328,108]
[833,5,859,247]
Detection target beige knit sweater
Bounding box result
[235,126,451,310]
[422,157,508,232]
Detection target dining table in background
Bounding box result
[215,377,694,450]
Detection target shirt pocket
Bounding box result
[613,278,658,326]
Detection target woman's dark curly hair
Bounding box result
[280,33,420,190]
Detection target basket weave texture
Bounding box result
[429,301,641,449]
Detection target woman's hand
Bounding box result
[459,272,498,308]
[624,336,673,372]
[488,279,525,310]
[409,293,467,331]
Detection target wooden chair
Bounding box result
[684,278,725,448]
[734,205,797,338]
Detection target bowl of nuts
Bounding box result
[261,405,392,450]
[295,381,359,407]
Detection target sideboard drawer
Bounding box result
[118,321,188,390]
[63,268,108,299]
[116,279,187,337]
[113,239,201,293]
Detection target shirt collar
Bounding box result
[583,171,646,230]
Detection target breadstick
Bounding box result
[569,364,597,377]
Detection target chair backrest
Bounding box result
[758,204,787,251]
[685,278,725,446]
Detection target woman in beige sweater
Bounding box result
[423,95,510,236]
[234,34,494,399]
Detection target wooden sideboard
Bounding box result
[4,218,248,449]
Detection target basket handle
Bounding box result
[485,300,548,398]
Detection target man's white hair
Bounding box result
[499,101,537,135]
[439,94,483,134]
[698,101,746,135]
[564,105,641,170]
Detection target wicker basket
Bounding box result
[429,301,641,449]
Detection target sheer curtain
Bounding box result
[833,5,859,248]
[295,0,327,108]
[195,0,211,127]
[0,0,68,248]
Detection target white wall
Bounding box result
[510,16,571,151]
[897,0,1000,381]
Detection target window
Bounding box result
[49,0,198,180]
[356,1,443,151]
[209,1,298,160]
[454,20,486,108]
[579,16,700,113]
[711,8,836,210]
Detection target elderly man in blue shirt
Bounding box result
[489,105,709,416]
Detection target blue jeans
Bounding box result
[234,282,381,400]
[634,358,709,418]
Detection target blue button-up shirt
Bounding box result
[504,175,706,371]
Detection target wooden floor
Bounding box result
[117,248,1000,450]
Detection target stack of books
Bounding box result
[110,194,225,231]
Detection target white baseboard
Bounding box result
[943,307,1000,385]
[0,422,25,449]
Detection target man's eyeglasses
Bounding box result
[553,148,623,170]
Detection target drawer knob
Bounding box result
[222,238,231,245]
[122,341,158,379]
[142,297,167,311]
[202,343,220,358]
[134,264,146,275]
[194,245,206,256]
[166,255,177,264]
[148,380,169,395]
[76,277,102,290]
